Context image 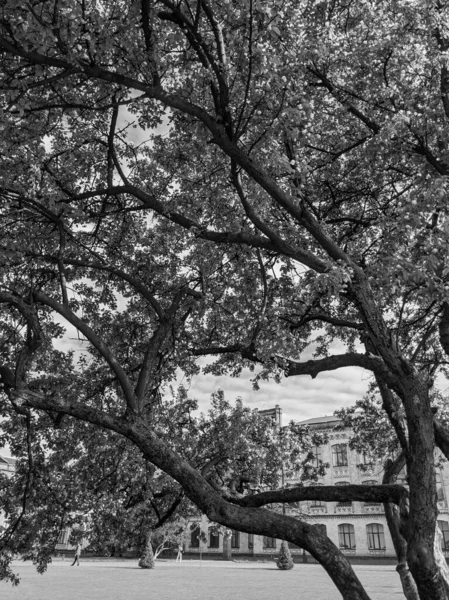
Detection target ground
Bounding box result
[1,559,402,600]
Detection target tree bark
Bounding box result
[383,461,419,600]
[401,379,448,600]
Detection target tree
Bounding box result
[1,1,449,598]
[150,518,188,560]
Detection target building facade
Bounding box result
[0,455,16,532]
[183,411,449,561]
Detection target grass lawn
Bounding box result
[1,559,402,600]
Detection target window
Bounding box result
[362,480,380,506]
[248,533,254,549]
[209,530,220,548]
[436,472,445,502]
[57,530,68,544]
[263,536,276,549]
[190,524,200,548]
[358,453,374,468]
[288,541,301,550]
[316,524,327,537]
[338,524,356,550]
[312,445,322,466]
[332,444,348,467]
[438,521,449,551]
[335,481,351,507]
[366,524,385,550]
[231,530,240,549]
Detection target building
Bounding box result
[183,411,449,561]
[0,455,17,532]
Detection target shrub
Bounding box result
[138,540,155,569]
[276,540,294,570]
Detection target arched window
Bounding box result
[316,524,327,537]
[338,524,356,549]
[438,521,449,551]
[335,481,351,507]
[209,530,220,548]
[332,444,348,467]
[366,524,385,550]
[190,524,200,548]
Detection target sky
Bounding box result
[186,360,369,425]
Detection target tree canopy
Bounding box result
[1,1,449,599]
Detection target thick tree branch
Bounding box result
[229,484,408,508]
[285,352,397,387]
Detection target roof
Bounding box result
[298,415,340,426]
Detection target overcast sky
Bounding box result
[185,359,369,425]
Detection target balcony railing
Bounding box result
[333,467,350,478]
[309,505,327,515]
[362,504,384,514]
[335,505,353,515]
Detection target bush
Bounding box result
[276,540,294,570]
[138,540,155,569]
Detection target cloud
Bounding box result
[185,363,370,423]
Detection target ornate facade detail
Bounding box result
[328,433,347,440]
[335,505,353,515]
[362,505,383,514]
[333,467,350,478]
[309,506,327,515]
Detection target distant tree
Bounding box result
[151,519,188,560]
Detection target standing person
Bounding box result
[176,543,183,562]
[71,542,82,566]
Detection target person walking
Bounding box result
[176,543,183,562]
[71,542,82,566]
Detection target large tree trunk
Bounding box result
[383,458,419,600]
[383,502,419,600]
[402,380,448,599]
